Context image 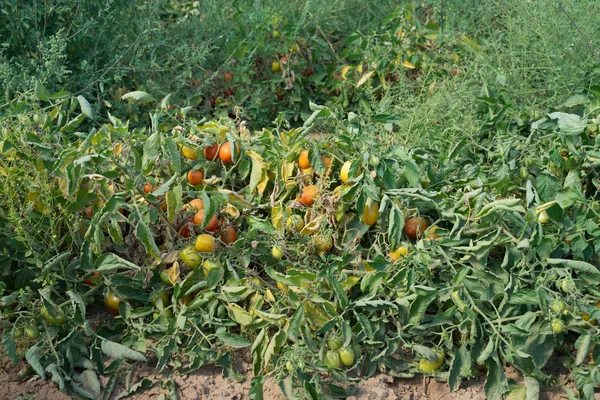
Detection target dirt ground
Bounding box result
[0,356,577,400]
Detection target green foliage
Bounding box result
[2,1,600,399]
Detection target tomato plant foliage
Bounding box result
[0,80,599,399]
[2,3,600,397]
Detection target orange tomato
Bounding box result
[220,226,237,245]
[219,142,240,164]
[83,271,102,286]
[144,183,156,194]
[404,217,427,239]
[298,185,319,206]
[362,202,379,226]
[319,156,332,177]
[299,150,311,169]
[193,209,220,232]
[204,143,219,161]
[224,71,233,82]
[187,170,204,186]
[187,199,204,212]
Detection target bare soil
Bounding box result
[0,356,574,400]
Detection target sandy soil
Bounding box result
[0,357,575,400]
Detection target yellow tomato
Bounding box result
[180,245,202,268]
[195,234,215,252]
[362,202,379,226]
[389,245,408,261]
[419,351,445,373]
[286,215,304,232]
[314,235,333,253]
[182,146,198,160]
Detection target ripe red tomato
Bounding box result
[177,217,195,238]
[219,142,240,164]
[204,143,219,161]
[302,67,315,77]
[404,216,427,239]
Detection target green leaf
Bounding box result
[408,293,436,325]
[142,132,161,175]
[162,137,182,175]
[121,91,156,103]
[79,370,101,393]
[547,112,587,136]
[35,80,51,101]
[26,345,46,378]
[330,275,348,309]
[2,331,18,364]
[287,302,304,342]
[546,258,599,274]
[388,204,405,250]
[508,290,540,305]
[404,159,420,187]
[308,144,325,175]
[101,339,147,362]
[484,351,509,400]
[249,376,265,400]
[215,332,252,348]
[60,113,86,133]
[534,174,562,203]
[449,344,470,392]
[95,253,140,272]
[77,95,94,119]
[135,219,160,260]
[575,335,591,366]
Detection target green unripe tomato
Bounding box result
[285,361,294,372]
[324,350,341,369]
[519,167,529,179]
[160,270,174,286]
[551,319,565,334]
[339,347,355,366]
[369,155,380,167]
[12,327,22,339]
[552,299,566,314]
[25,325,40,340]
[272,246,284,260]
[326,336,343,351]
[41,307,65,326]
[538,210,549,224]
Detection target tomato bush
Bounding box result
[1,3,600,399]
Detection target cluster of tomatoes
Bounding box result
[323,336,355,369]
